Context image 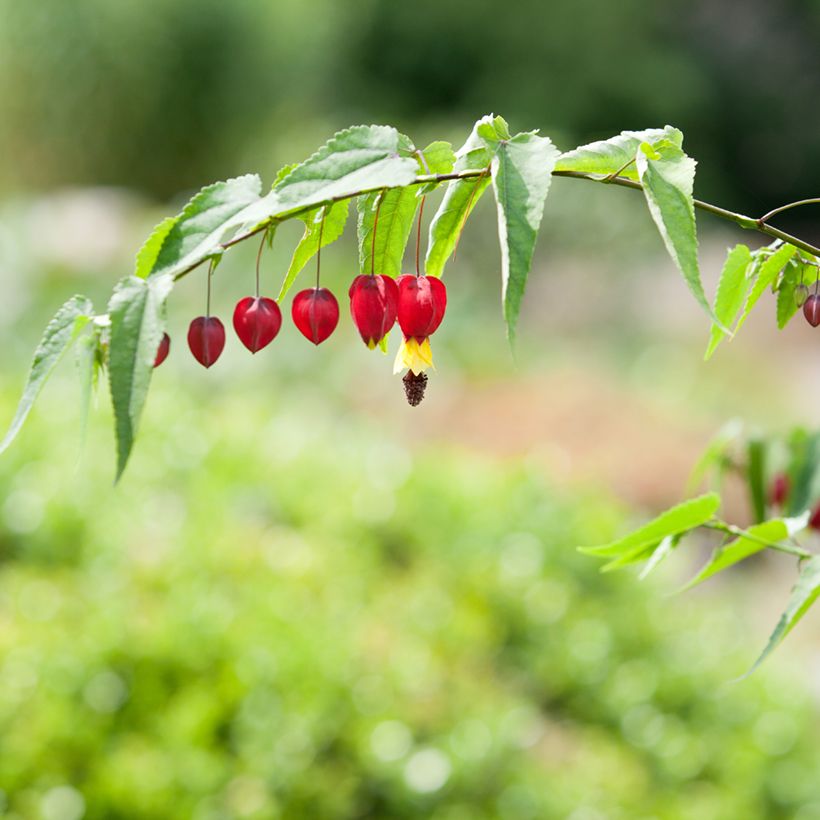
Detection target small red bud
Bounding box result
[769,472,790,507]
[291,287,339,345]
[233,296,282,353]
[804,294,820,327]
[809,501,820,531]
[349,274,398,347]
[396,274,447,343]
[153,333,170,368]
[187,316,225,368]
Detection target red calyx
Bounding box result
[291,287,339,345]
[154,333,171,368]
[396,274,447,342]
[349,274,398,347]
[804,295,820,327]
[810,501,820,530]
[233,296,282,353]
[187,316,226,368]
[769,472,790,507]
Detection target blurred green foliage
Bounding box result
[1,0,820,218]
[1,376,820,819]
[3,4,820,816]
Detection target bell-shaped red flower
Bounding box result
[292,287,339,345]
[187,316,226,368]
[349,274,398,348]
[396,274,447,343]
[153,332,171,368]
[233,296,282,353]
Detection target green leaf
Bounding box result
[747,438,768,524]
[107,274,174,481]
[419,141,456,175]
[425,116,500,278]
[555,126,683,180]
[357,189,416,278]
[75,326,102,449]
[681,514,809,591]
[278,200,350,301]
[0,295,94,456]
[704,245,753,359]
[134,216,178,278]
[356,142,455,279]
[636,142,715,324]
[638,534,681,579]
[786,431,820,516]
[686,418,744,493]
[416,140,457,194]
[734,242,798,333]
[579,493,720,562]
[776,259,805,329]
[748,555,820,674]
[425,174,492,277]
[485,130,560,344]
[272,125,419,212]
[144,175,263,279]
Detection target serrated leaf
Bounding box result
[75,327,101,449]
[636,142,716,325]
[747,555,820,675]
[786,431,820,516]
[734,242,798,333]
[681,514,809,591]
[747,438,767,524]
[145,175,263,279]
[417,141,457,194]
[638,534,681,579]
[686,418,744,493]
[776,260,805,329]
[278,200,349,301]
[134,216,178,278]
[555,126,683,180]
[356,142,454,278]
[425,117,502,278]
[108,274,174,481]
[272,162,299,188]
[272,125,419,212]
[419,141,456,176]
[0,295,94,456]
[357,189,417,278]
[485,130,560,345]
[426,173,492,277]
[704,244,753,359]
[579,493,720,562]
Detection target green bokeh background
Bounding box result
[2,2,820,818]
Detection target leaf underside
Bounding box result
[0,295,94,455]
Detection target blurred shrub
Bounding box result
[1,378,820,819]
[2,0,820,216]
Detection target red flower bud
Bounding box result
[292,287,339,345]
[810,501,820,531]
[769,472,790,507]
[396,274,447,343]
[187,316,225,368]
[349,274,398,348]
[804,295,820,327]
[153,333,171,368]
[233,296,282,353]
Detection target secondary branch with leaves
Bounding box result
[3,114,820,671]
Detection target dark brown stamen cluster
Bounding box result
[402,371,428,406]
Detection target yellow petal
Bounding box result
[393,337,435,375]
